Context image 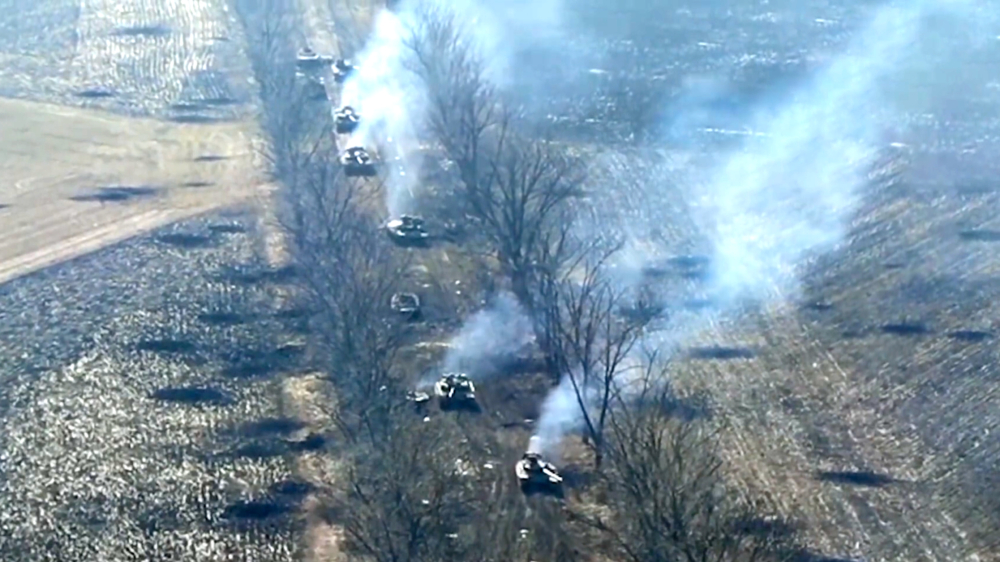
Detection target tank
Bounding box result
[391,292,421,319]
[334,105,360,134]
[296,47,325,69]
[332,59,356,83]
[515,451,564,492]
[339,146,377,177]
[433,372,478,410]
[384,215,430,245]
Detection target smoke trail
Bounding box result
[340,7,426,217]
[427,292,533,384]
[533,375,589,462]
[337,0,575,217]
[531,0,989,458]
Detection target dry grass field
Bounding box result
[573,144,1000,562]
[0,98,263,283]
[1,0,997,560]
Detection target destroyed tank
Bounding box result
[332,59,356,83]
[385,215,430,245]
[391,292,421,319]
[334,105,360,134]
[434,372,478,410]
[515,451,564,493]
[296,47,325,69]
[339,146,377,177]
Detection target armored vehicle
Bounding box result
[515,451,564,494]
[385,215,430,245]
[434,372,478,410]
[334,105,360,134]
[340,146,377,177]
[296,47,325,70]
[391,292,421,319]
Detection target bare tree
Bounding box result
[328,0,380,58]
[327,412,473,562]
[477,136,587,308]
[571,367,797,562]
[403,4,585,314]
[404,3,500,196]
[537,245,650,469]
[270,130,413,443]
[234,0,336,181]
[325,405,588,562]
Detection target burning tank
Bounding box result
[515,437,563,495]
[334,105,360,134]
[433,372,478,410]
[384,215,430,245]
[340,146,377,177]
[391,292,421,320]
[332,59,356,83]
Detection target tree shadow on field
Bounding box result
[815,470,897,488]
[732,515,800,541]
[208,223,247,234]
[218,342,305,379]
[215,264,299,286]
[155,232,219,249]
[236,416,306,438]
[196,311,252,326]
[687,345,755,360]
[959,229,1000,242]
[135,338,197,354]
[74,88,115,99]
[111,24,171,38]
[69,186,159,203]
[270,480,313,499]
[150,386,232,405]
[169,114,225,125]
[225,440,289,460]
[170,101,205,112]
[880,322,931,336]
[948,329,992,342]
[792,551,864,562]
[194,154,229,162]
[221,500,291,522]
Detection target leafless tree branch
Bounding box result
[569,362,796,562]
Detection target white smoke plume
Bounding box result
[335,0,574,217]
[531,0,992,458]
[340,7,426,217]
[436,291,533,380]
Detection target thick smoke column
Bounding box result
[340,7,426,217]
[336,0,572,216]
[532,0,988,457]
[435,291,533,380]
